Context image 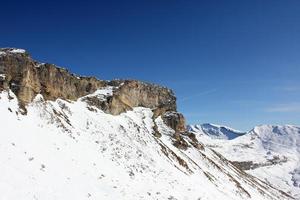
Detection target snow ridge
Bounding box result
[188,123,246,140]
[190,123,300,198]
[0,48,26,55]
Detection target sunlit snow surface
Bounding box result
[0,90,293,200]
[188,123,246,140]
[190,123,300,198]
[0,48,26,55]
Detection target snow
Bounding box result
[0,74,5,79]
[9,48,26,54]
[0,48,26,55]
[190,123,300,198]
[91,87,114,96]
[292,167,300,187]
[188,123,245,140]
[0,90,293,200]
[81,86,114,102]
[35,63,45,68]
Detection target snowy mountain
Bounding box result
[0,48,295,200]
[190,124,300,198]
[188,123,246,140]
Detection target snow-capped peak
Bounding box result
[188,123,246,140]
[249,124,300,153]
[192,123,300,198]
[0,48,27,55]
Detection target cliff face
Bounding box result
[0,48,106,106]
[0,48,185,132]
[108,80,177,116]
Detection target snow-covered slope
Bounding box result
[0,90,292,200]
[188,123,246,140]
[190,124,300,198]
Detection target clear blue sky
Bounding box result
[1,0,300,131]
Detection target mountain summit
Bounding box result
[188,123,246,140]
[189,123,300,198]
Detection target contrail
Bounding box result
[178,88,218,102]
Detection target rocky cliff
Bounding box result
[0,48,184,132]
[0,48,106,106]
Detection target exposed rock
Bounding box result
[231,156,288,171]
[230,161,254,171]
[185,132,205,150]
[159,111,189,148]
[83,95,113,113]
[152,121,162,137]
[162,111,186,133]
[0,48,106,107]
[172,132,189,150]
[38,64,106,102]
[109,80,177,116]
[0,48,185,132]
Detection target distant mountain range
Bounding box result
[189,123,300,198]
[188,123,246,140]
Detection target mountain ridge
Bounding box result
[0,48,295,200]
[189,123,300,198]
[0,47,184,133]
[188,123,246,140]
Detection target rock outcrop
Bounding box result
[0,48,106,106]
[108,80,177,116]
[162,111,186,133]
[0,48,186,132]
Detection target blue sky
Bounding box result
[1,0,299,131]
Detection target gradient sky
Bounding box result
[1,0,300,131]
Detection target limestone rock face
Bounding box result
[37,64,106,101]
[109,80,177,116]
[0,48,185,132]
[0,48,106,106]
[162,111,186,133]
[0,48,186,132]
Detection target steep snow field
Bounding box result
[190,123,300,198]
[0,90,292,200]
